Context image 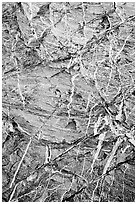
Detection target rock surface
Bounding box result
[2,2,135,202]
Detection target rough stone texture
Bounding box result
[2,2,135,202]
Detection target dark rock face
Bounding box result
[2,2,135,202]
